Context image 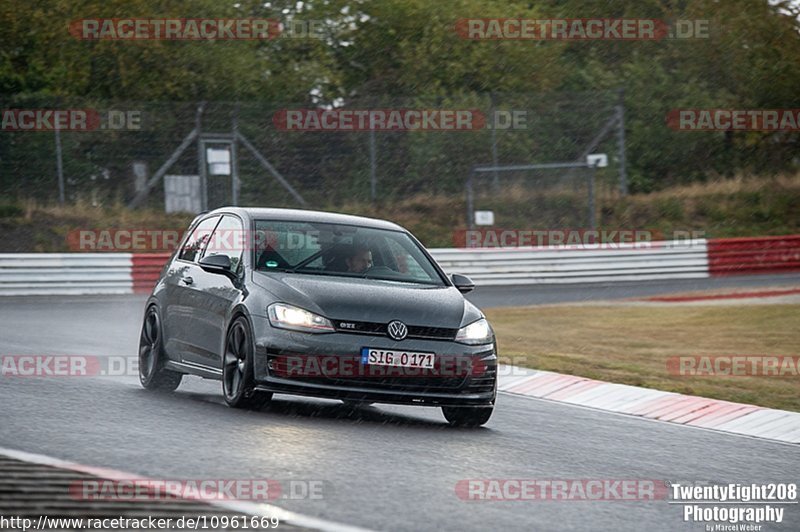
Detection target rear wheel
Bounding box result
[442,406,493,427]
[223,316,271,409]
[138,306,183,391]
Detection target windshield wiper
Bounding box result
[287,249,327,273]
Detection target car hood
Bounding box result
[252,272,481,328]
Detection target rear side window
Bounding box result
[178,216,220,262]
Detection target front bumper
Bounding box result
[251,317,497,407]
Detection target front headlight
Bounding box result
[455,318,494,345]
[267,303,334,333]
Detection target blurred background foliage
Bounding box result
[1,0,799,247]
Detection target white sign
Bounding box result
[474,210,495,226]
[587,153,608,168]
[164,175,201,214]
[207,147,231,175]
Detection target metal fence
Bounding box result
[0,91,626,223]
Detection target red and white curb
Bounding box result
[0,447,371,532]
[498,365,800,444]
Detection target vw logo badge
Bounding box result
[387,320,408,341]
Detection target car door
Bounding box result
[162,215,221,364]
[180,214,246,369]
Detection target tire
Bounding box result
[139,306,183,391]
[222,316,271,409]
[442,406,493,427]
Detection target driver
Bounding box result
[345,243,373,273]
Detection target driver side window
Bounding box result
[178,216,220,263]
[201,215,245,273]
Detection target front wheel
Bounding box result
[223,316,271,409]
[139,306,183,391]
[442,406,493,427]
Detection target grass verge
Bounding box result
[485,303,800,412]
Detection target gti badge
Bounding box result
[387,320,408,341]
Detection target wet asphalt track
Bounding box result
[1,275,799,531]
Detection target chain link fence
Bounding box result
[0,91,625,225]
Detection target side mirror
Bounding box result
[199,254,237,281]
[451,273,475,294]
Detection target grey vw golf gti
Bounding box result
[138,208,497,426]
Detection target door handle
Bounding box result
[181,276,194,285]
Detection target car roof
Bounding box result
[202,207,407,232]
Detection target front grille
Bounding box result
[332,320,458,341]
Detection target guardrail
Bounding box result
[707,235,800,276]
[0,254,133,296]
[430,240,709,285]
[1,235,798,295]
[131,253,171,294]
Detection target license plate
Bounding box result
[361,348,435,369]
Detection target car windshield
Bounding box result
[252,220,445,286]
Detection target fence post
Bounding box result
[489,92,499,190]
[588,164,596,230]
[196,103,207,211]
[231,106,240,206]
[369,129,377,202]
[54,127,65,205]
[616,89,627,196]
[466,172,475,230]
